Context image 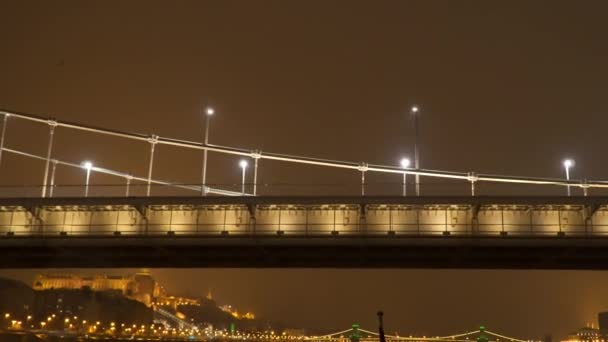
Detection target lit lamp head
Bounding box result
[239,160,248,169]
[410,105,419,114]
[563,159,574,169]
[205,107,215,116]
[82,161,93,170]
[400,158,411,169]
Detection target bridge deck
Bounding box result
[2,196,608,269]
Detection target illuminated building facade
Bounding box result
[562,327,606,342]
[219,304,255,320]
[33,271,161,306]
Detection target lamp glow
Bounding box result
[239,160,248,195]
[206,107,215,116]
[562,158,575,197]
[400,157,411,197]
[82,160,93,197]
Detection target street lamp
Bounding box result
[400,158,411,196]
[410,105,421,196]
[563,159,574,196]
[201,106,214,195]
[82,161,93,197]
[239,160,248,195]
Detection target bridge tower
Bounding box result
[477,326,489,342]
[349,323,362,342]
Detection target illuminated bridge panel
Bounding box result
[1,199,608,237]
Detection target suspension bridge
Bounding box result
[2,109,608,269]
[307,325,534,342]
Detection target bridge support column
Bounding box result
[49,160,58,198]
[24,206,43,234]
[0,113,8,168]
[358,163,368,196]
[252,151,261,196]
[471,204,480,233]
[41,121,57,198]
[247,203,256,234]
[582,180,589,197]
[359,204,367,233]
[125,175,132,197]
[584,204,600,234]
[146,135,158,197]
[468,172,478,197]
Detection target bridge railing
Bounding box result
[1,109,606,199]
[0,182,601,198]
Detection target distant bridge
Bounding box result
[307,325,533,342]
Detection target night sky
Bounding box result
[1,0,608,339]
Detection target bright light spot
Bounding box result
[563,159,574,168]
[239,160,248,169]
[82,161,93,170]
[206,107,215,116]
[411,105,419,113]
[400,158,411,169]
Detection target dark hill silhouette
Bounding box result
[0,277,36,317]
[0,277,152,328]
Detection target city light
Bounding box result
[400,158,411,169]
[239,160,248,169]
[206,106,215,116]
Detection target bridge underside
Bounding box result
[2,235,608,269]
[2,196,608,269]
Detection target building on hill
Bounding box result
[562,326,606,342]
[219,304,255,320]
[33,271,162,306]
